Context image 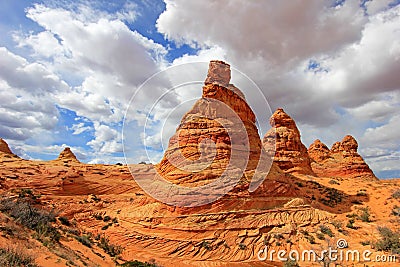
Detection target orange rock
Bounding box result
[0,138,13,154]
[157,60,262,187]
[57,147,80,163]
[308,135,377,180]
[262,108,315,175]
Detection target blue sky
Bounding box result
[0,0,399,178]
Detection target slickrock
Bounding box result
[0,138,13,154]
[57,147,80,163]
[157,60,262,186]
[262,108,314,175]
[308,135,377,180]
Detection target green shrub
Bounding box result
[392,205,400,217]
[358,207,371,222]
[103,215,111,222]
[58,216,71,226]
[283,259,299,267]
[319,225,334,237]
[346,218,356,229]
[391,189,400,199]
[316,232,325,240]
[0,246,38,267]
[328,179,339,185]
[119,260,159,267]
[75,235,92,248]
[0,199,60,243]
[99,236,123,257]
[374,227,400,254]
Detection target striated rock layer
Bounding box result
[57,147,80,163]
[157,60,262,187]
[262,108,314,175]
[0,138,13,155]
[308,135,377,180]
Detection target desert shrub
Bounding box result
[276,241,281,246]
[320,188,343,207]
[346,218,356,229]
[361,240,370,246]
[58,216,71,226]
[319,225,334,237]
[274,233,284,240]
[294,182,304,187]
[391,189,400,199]
[374,227,400,254]
[0,246,38,267]
[331,220,343,230]
[238,243,246,250]
[306,235,316,244]
[75,235,92,248]
[119,260,159,267]
[0,199,60,243]
[99,236,123,257]
[329,179,339,185]
[94,214,103,220]
[200,240,211,250]
[103,215,111,222]
[392,205,400,217]
[316,232,325,240]
[283,259,300,267]
[356,190,368,196]
[358,207,371,222]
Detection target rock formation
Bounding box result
[57,147,80,163]
[308,135,377,180]
[0,138,13,154]
[157,60,262,187]
[262,108,315,175]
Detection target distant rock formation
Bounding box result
[157,60,262,186]
[263,108,315,175]
[0,138,13,154]
[57,147,80,163]
[308,135,377,180]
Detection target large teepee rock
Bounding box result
[157,60,262,187]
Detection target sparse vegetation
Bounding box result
[316,232,325,240]
[200,240,212,250]
[346,218,356,229]
[328,179,339,185]
[358,207,372,222]
[103,215,111,222]
[356,189,368,196]
[374,227,400,254]
[392,205,400,217]
[75,235,93,248]
[319,225,334,237]
[0,198,60,245]
[391,189,400,199]
[99,235,123,257]
[361,240,370,246]
[283,259,299,267]
[58,216,71,226]
[119,260,160,267]
[238,243,246,250]
[0,246,38,267]
[319,187,344,207]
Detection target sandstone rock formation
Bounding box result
[157,60,262,187]
[57,147,80,163]
[0,138,13,155]
[308,135,377,180]
[262,108,315,175]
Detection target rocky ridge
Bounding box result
[309,135,377,180]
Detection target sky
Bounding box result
[0,0,399,179]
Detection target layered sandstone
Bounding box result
[57,147,80,163]
[157,60,262,187]
[0,138,13,155]
[309,135,377,180]
[262,108,314,175]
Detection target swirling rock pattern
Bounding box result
[309,135,377,180]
